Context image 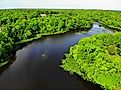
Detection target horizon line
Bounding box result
[0,7,121,11]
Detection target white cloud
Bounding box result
[0,0,121,10]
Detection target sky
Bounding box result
[0,0,121,10]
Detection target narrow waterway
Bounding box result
[0,22,113,90]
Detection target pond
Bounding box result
[0,22,113,90]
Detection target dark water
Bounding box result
[0,22,113,90]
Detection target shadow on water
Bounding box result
[0,22,114,90]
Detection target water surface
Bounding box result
[0,22,113,90]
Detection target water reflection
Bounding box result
[87,22,113,35]
[0,22,113,90]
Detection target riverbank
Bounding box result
[1,28,91,68]
[61,32,121,90]
[0,23,110,90]
[0,9,121,68]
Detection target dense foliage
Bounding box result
[0,9,94,66]
[61,32,121,90]
[0,9,121,90]
[0,9,121,67]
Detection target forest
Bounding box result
[0,9,121,90]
